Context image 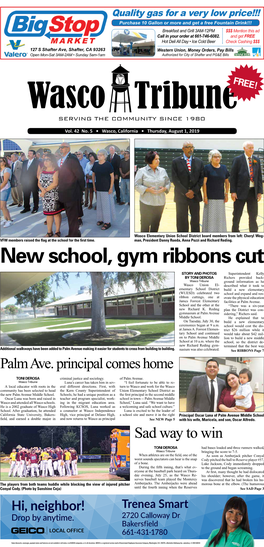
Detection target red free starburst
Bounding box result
[227,65,263,101]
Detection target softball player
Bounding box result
[70,449,78,476]
[29,450,39,477]
[63,448,71,476]
[40,448,50,477]
[8,448,17,477]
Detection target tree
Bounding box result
[46,292,63,304]
[15,279,51,318]
[0,427,9,452]
[61,430,79,449]
[4,304,18,317]
[54,272,166,337]
[99,436,111,454]
[38,426,62,448]
[89,447,101,454]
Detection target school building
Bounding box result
[48,286,175,319]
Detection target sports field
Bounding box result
[1,317,175,346]
[0,461,124,481]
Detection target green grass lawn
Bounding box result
[3,322,174,346]
[1,317,170,333]
[1,317,90,333]
[48,318,167,330]
[1,461,111,481]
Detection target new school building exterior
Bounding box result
[50,287,175,319]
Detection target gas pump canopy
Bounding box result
[112,31,148,44]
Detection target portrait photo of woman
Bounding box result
[204,497,254,547]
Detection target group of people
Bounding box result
[186,359,255,412]
[8,446,78,478]
[135,141,263,233]
[0,144,130,236]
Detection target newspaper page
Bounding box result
[0,0,264,546]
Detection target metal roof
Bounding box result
[46,286,174,308]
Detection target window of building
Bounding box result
[118,298,132,306]
[162,293,174,303]
[106,300,117,307]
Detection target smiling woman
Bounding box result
[218,371,255,413]
[204,497,254,547]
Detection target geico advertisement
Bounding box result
[1,495,264,540]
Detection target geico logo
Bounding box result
[11,528,45,534]
[4,11,107,38]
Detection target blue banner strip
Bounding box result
[1,495,264,540]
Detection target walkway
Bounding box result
[0,332,21,346]
[147,331,175,346]
[0,198,130,238]
[6,320,174,335]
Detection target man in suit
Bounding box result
[20,150,39,213]
[172,142,204,232]
[186,359,225,412]
[58,142,85,237]
[230,141,263,232]
[107,145,121,204]
[10,153,23,207]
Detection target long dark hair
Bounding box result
[209,497,251,547]
[0,157,9,168]
[43,153,59,171]
[225,371,239,389]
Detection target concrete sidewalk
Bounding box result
[148,331,175,346]
[0,197,130,238]
[6,320,174,335]
[0,332,21,346]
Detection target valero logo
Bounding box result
[4,38,27,56]
[7,39,25,49]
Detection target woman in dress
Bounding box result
[218,371,255,412]
[135,150,170,232]
[38,153,64,237]
[204,497,253,547]
[0,157,12,228]
[84,152,97,209]
[202,149,229,232]
[92,149,115,231]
